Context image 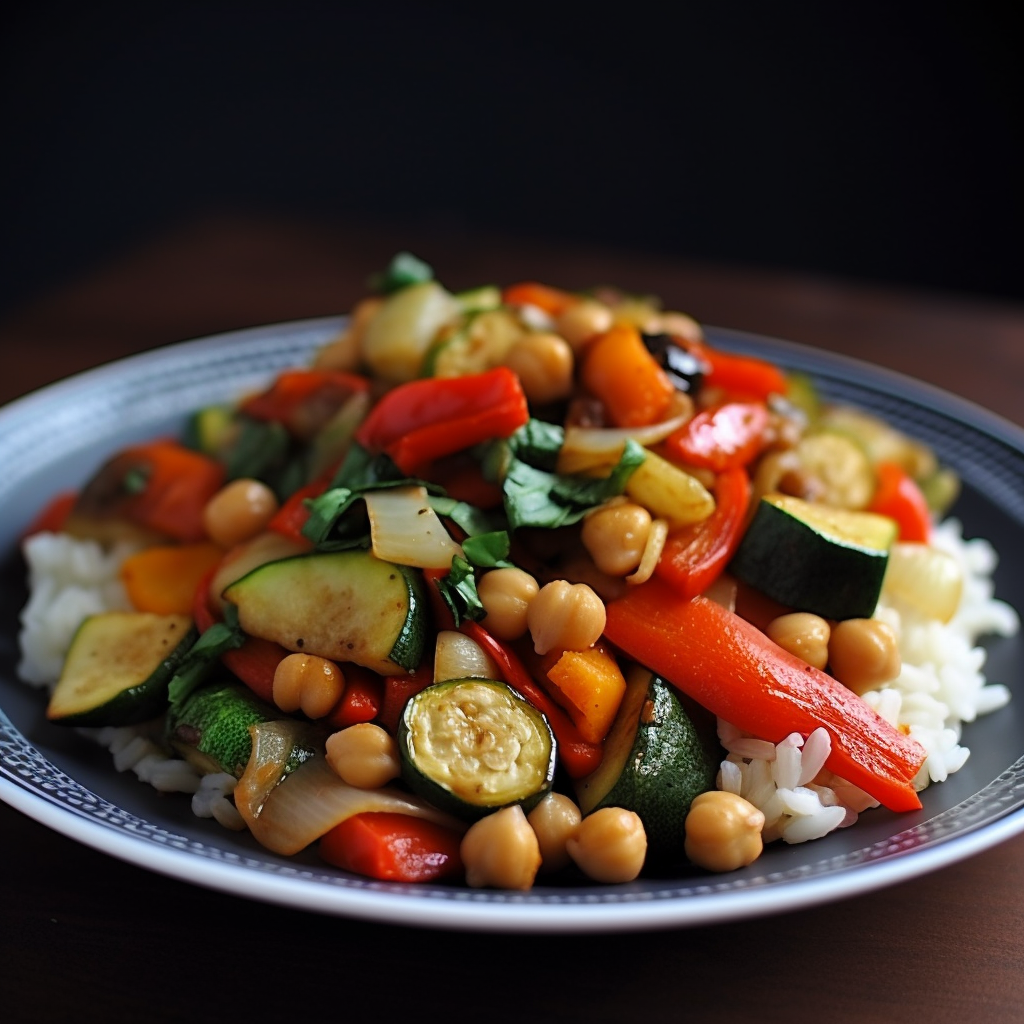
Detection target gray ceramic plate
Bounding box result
[1,318,1022,933]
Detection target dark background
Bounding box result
[1,2,1021,321]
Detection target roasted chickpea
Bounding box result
[765,612,831,670]
[202,478,279,548]
[461,805,542,890]
[325,723,401,789]
[828,618,901,694]
[313,296,384,371]
[527,579,606,655]
[581,501,653,577]
[477,567,540,641]
[527,792,583,873]
[566,807,647,883]
[653,310,704,345]
[272,653,345,719]
[503,332,574,405]
[554,299,614,351]
[684,790,765,872]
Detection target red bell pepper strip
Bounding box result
[603,579,927,812]
[318,811,464,883]
[664,402,770,472]
[867,461,932,542]
[354,368,529,476]
[654,467,752,600]
[325,664,384,728]
[191,565,285,704]
[501,281,579,316]
[685,341,788,402]
[240,368,370,439]
[460,620,603,778]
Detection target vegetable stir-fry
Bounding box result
[23,253,1014,889]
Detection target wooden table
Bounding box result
[2,217,1023,1024]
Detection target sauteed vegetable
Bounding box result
[19,253,1016,889]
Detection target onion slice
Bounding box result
[882,542,963,623]
[364,485,463,569]
[235,721,465,856]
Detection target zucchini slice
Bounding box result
[729,493,898,620]
[398,679,556,820]
[47,611,196,727]
[222,549,428,675]
[574,666,718,859]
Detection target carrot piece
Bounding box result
[501,281,579,316]
[580,323,677,427]
[120,542,226,615]
[545,644,627,744]
[319,811,464,883]
[604,579,928,812]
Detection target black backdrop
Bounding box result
[1,2,1021,319]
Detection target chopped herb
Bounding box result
[368,252,434,294]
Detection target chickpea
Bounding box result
[527,580,606,656]
[652,310,704,345]
[554,299,613,351]
[477,567,540,641]
[313,296,384,371]
[460,805,542,890]
[325,723,401,789]
[828,618,901,694]
[765,612,831,670]
[684,791,765,872]
[527,792,583,873]
[565,807,647,883]
[203,478,279,548]
[503,332,574,405]
[581,501,653,577]
[272,653,345,719]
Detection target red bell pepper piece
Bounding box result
[354,368,529,476]
[460,620,603,778]
[325,664,384,728]
[664,402,770,472]
[868,461,932,542]
[603,578,928,812]
[655,467,751,600]
[377,664,435,734]
[240,368,370,439]
[266,480,325,544]
[318,811,464,883]
[22,490,77,538]
[191,565,285,703]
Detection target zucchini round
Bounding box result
[397,679,556,821]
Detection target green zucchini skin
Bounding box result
[47,612,197,727]
[222,549,428,674]
[729,493,897,620]
[398,679,557,821]
[575,668,718,860]
[167,679,317,778]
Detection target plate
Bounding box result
[1,317,1022,933]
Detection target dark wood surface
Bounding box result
[2,217,1023,1024]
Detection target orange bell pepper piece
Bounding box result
[120,542,225,615]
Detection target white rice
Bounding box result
[18,531,206,800]
[718,517,1020,843]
